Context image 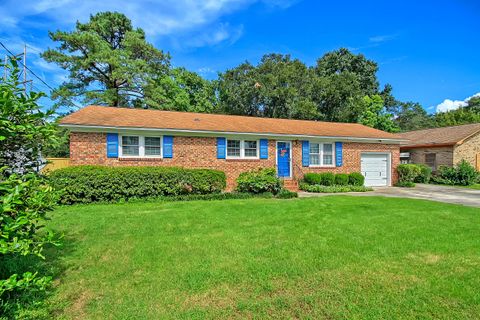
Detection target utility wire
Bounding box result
[0,40,82,109]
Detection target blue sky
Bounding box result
[0,0,479,113]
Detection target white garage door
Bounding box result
[361,153,389,187]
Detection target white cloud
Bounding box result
[369,34,397,43]
[435,92,480,113]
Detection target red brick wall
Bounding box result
[70,132,399,190]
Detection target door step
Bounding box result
[282,179,299,192]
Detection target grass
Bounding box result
[464,184,480,190]
[35,197,480,319]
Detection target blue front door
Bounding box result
[277,142,291,177]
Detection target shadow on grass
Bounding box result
[0,232,78,319]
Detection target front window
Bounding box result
[122,136,139,156]
[227,140,241,157]
[309,142,334,166]
[244,140,258,157]
[120,135,162,157]
[226,139,259,159]
[145,137,161,156]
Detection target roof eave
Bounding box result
[60,123,406,144]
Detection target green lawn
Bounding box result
[465,184,480,190]
[40,197,479,319]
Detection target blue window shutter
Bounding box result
[335,142,343,167]
[302,141,310,167]
[259,139,268,159]
[106,133,118,158]
[163,136,173,158]
[217,137,226,159]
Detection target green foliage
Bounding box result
[0,173,60,315]
[414,164,432,183]
[42,12,170,108]
[299,183,372,193]
[334,173,349,186]
[397,164,422,186]
[432,107,480,128]
[276,189,298,199]
[236,168,282,195]
[302,172,335,186]
[303,173,321,185]
[395,102,432,131]
[348,172,365,186]
[0,59,58,173]
[435,160,478,186]
[49,166,226,204]
[358,95,399,132]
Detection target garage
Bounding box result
[361,153,390,187]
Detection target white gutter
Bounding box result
[59,123,407,144]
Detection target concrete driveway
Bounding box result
[300,184,480,208]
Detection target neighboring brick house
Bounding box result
[397,123,480,171]
[60,106,404,190]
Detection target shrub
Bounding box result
[49,166,226,204]
[414,164,432,183]
[397,164,421,186]
[436,160,478,186]
[276,189,298,199]
[236,168,282,194]
[319,172,335,186]
[303,173,321,185]
[299,182,372,193]
[348,172,365,186]
[334,173,349,186]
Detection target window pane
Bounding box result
[323,143,333,154]
[227,140,241,157]
[323,143,333,165]
[145,146,161,156]
[310,154,320,165]
[145,137,161,146]
[323,155,333,165]
[122,136,139,146]
[309,143,320,154]
[122,146,139,156]
[244,140,257,157]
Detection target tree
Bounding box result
[0,59,58,173]
[358,95,399,132]
[0,58,59,318]
[432,108,480,127]
[218,54,318,119]
[395,102,432,131]
[42,12,170,108]
[146,67,218,112]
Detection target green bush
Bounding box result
[276,189,298,199]
[397,164,421,186]
[303,173,321,185]
[49,166,226,204]
[319,172,335,186]
[414,164,432,183]
[348,172,365,186]
[299,182,372,193]
[334,173,349,186]
[236,168,282,194]
[395,181,416,188]
[436,160,478,186]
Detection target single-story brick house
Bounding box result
[60,106,404,190]
[397,123,480,171]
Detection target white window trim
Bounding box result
[226,139,260,159]
[119,135,163,158]
[308,142,335,167]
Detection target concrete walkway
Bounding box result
[300,184,480,208]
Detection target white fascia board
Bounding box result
[59,124,407,144]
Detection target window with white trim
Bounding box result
[120,135,162,157]
[226,139,258,159]
[309,142,334,166]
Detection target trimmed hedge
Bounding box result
[334,173,349,186]
[348,172,365,186]
[49,166,226,204]
[299,183,372,193]
[276,189,299,199]
[236,168,282,194]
